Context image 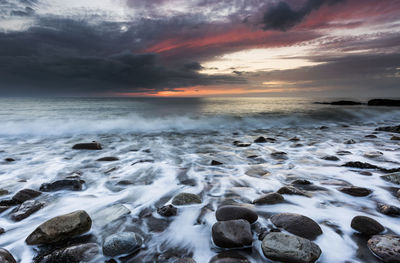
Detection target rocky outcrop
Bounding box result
[261,232,321,263]
[10,200,45,221]
[26,210,92,245]
[212,219,252,248]
[368,99,400,107]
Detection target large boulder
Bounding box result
[367,235,400,262]
[253,192,284,205]
[351,216,384,235]
[270,213,322,240]
[0,248,17,263]
[102,232,143,257]
[72,142,102,150]
[212,219,252,248]
[216,205,258,224]
[172,193,201,206]
[40,179,84,192]
[37,243,99,263]
[10,200,45,221]
[368,99,400,107]
[26,210,92,245]
[261,232,321,263]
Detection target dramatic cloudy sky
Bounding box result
[0,0,399,96]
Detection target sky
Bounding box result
[0,0,399,97]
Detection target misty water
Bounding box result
[0,97,400,262]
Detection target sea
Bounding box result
[0,97,399,262]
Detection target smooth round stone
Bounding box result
[102,232,143,257]
[338,186,372,197]
[368,235,400,262]
[262,232,321,263]
[212,219,252,248]
[253,193,284,205]
[209,251,250,263]
[270,213,322,240]
[157,204,177,217]
[216,205,258,223]
[351,216,384,235]
[0,248,17,263]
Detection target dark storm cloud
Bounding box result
[257,53,400,95]
[262,0,345,31]
[0,18,244,95]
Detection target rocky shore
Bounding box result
[1,122,400,262]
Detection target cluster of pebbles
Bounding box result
[1,124,400,262]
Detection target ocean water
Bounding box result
[0,97,399,262]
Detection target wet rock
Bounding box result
[367,235,400,262]
[209,251,250,263]
[391,136,400,141]
[360,171,373,176]
[261,232,321,263]
[10,200,45,221]
[0,248,17,263]
[351,216,384,235]
[216,205,258,223]
[0,206,10,213]
[12,188,41,203]
[320,126,329,130]
[364,151,383,158]
[270,213,322,240]
[337,150,352,156]
[157,204,177,217]
[4,158,15,162]
[172,193,202,206]
[381,173,400,185]
[235,143,251,147]
[175,258,196,263]
[278,186,310,197]
[40,179,84,192]
[375,125,400,133]
[245,166,269,177]
[254,136,267,143]
[211,160,223,166]
[92,204,131,227]
[38,243,99,263]
[212,219,252,248]
[321,155,340,161]
[146,216,170,232]
[338,186,372,197]
[102,232,143,257]
[72,142,102,150]
[271,152,287,160]
[0,228,4,235]
[97,157,119,161]
[368,99,400,107]
[343,161,379,169]
[344,139,356,144]
[322,100,363,105]
[377,204,400,216]
[292,179,312,185]
[253,193,284,205]
[0,189,8,196]
[289,137,300,142]
[365,134,377,138]
[26,210,92,245]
